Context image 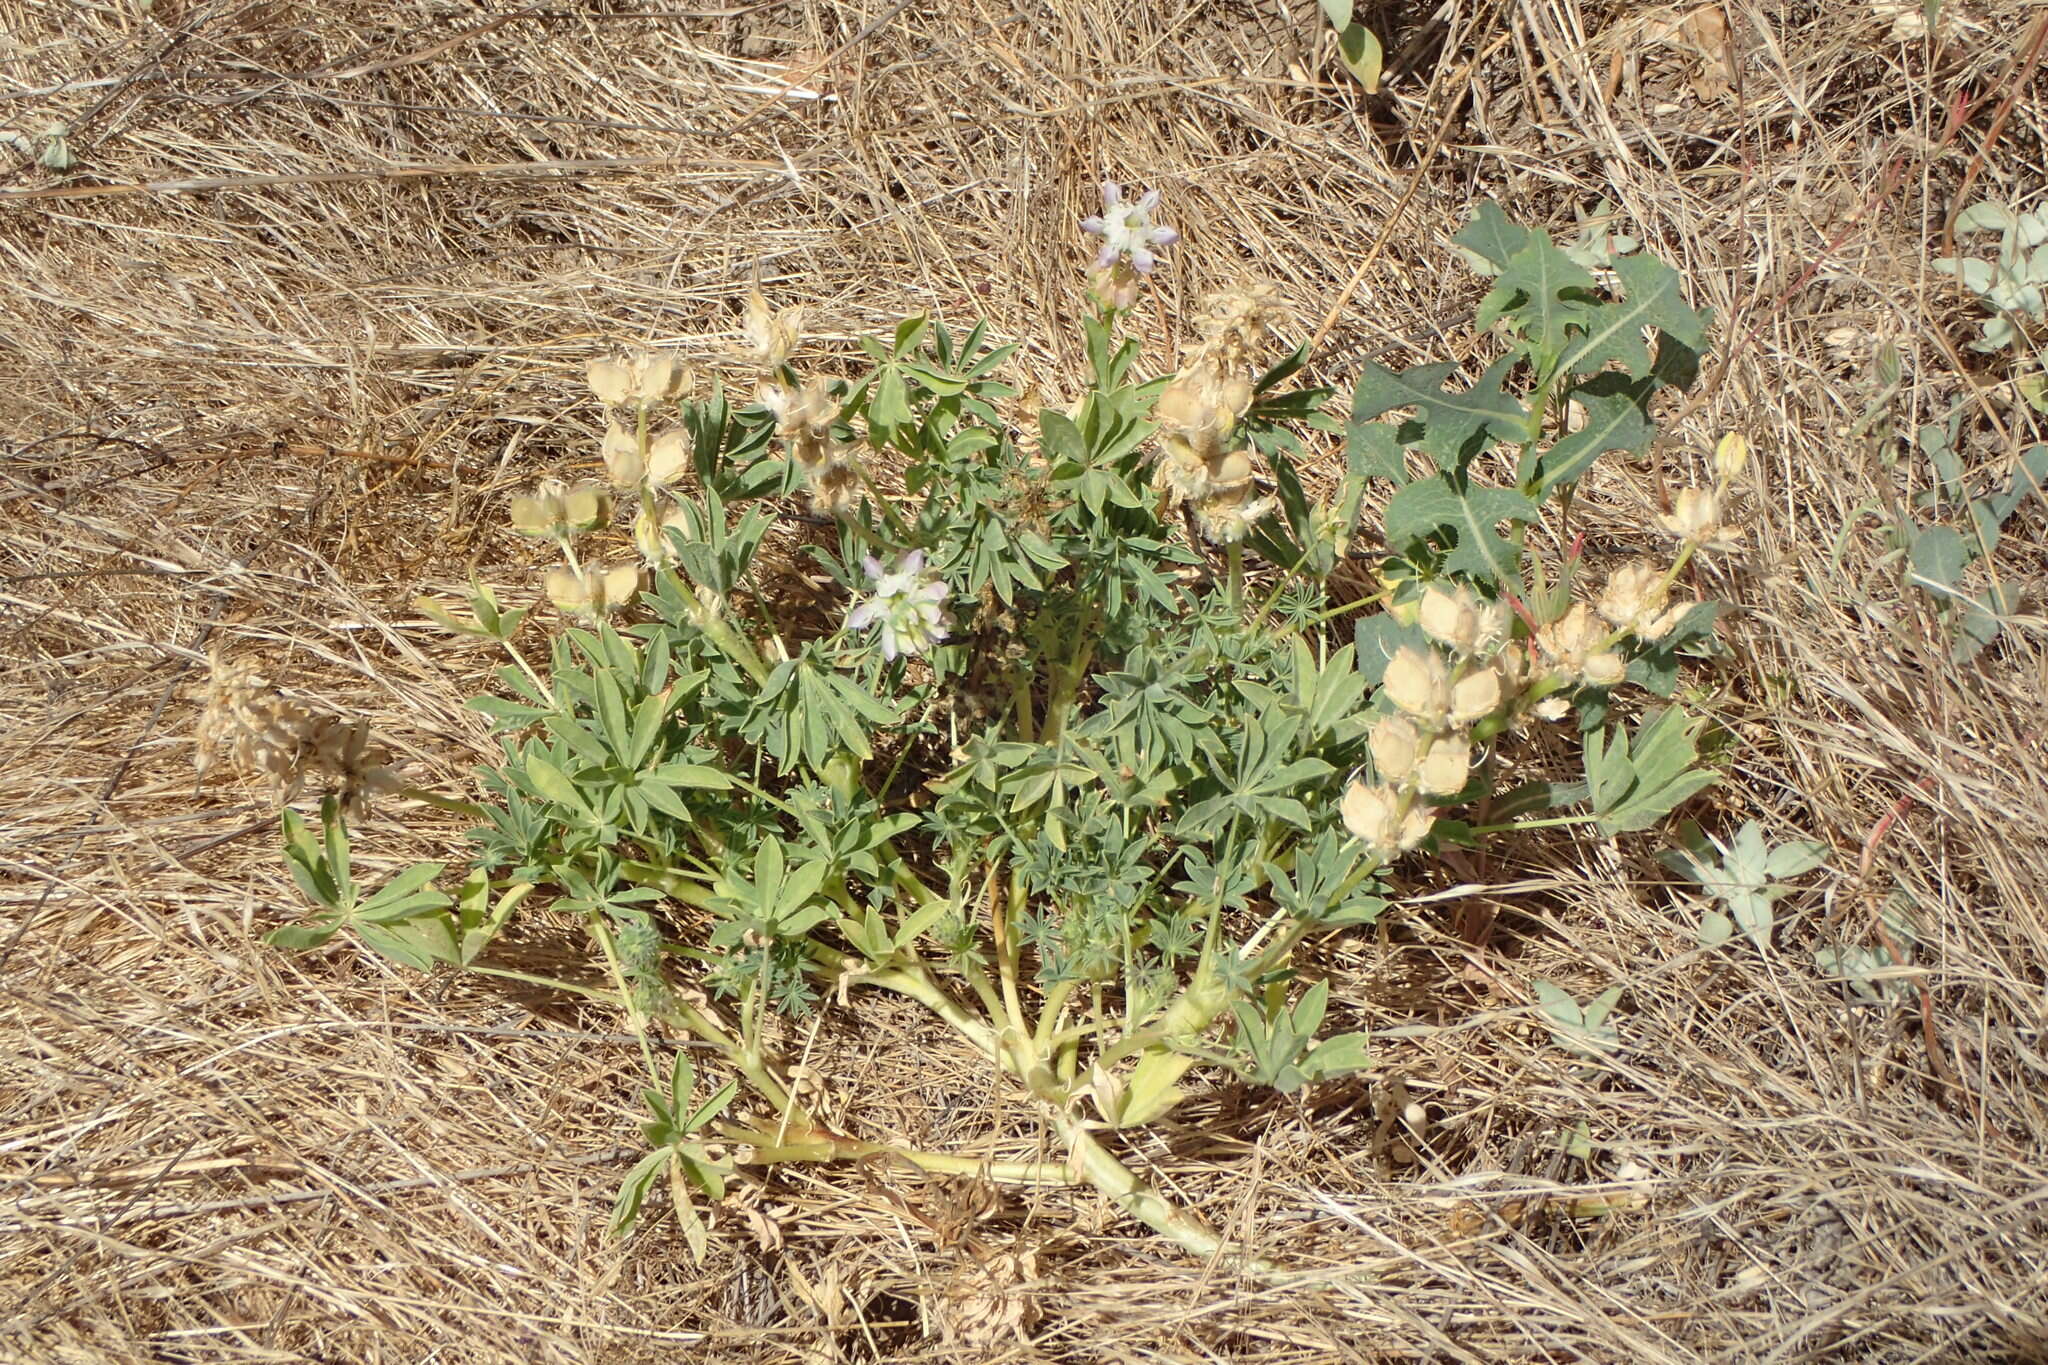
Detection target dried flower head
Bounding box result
[1598,561,1690,641]
[545,562,641,619]
[1658,486,1741,551]
[588,351,691,408]
[1418,583,1510,658]
[1341,779,1433,858]
[1194,283,1283,367]
[1535,602,1626,687]
[741,286,803,368]
[195,650,396,808]
[808,456,864,519]
[847,550,951,661]
[1079,181,1178,275]
[1194,488,1277,545]
[758,375,837,436]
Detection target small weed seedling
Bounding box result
[1662,818,1829,951]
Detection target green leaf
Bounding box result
[1384,477,1539,583]
[1556,252,1710,379]
[523,755,589,814]
[1354,613,1433,687]
[1586,708,1718,835]
[1452,202,1534,276]
[355,862,451,923]
[279,806,342,910]
[356,916,459,972]
[1480,234,1599,365]
[1335,21,1382,91]
[611,1149,670,1236]
[1526,376,1654,496]
[1351,360,1530,472]
[1301,1031,1372,1080]
[265,920,341,952]
[1907,526,1970,592]
[1318,0,1351,27]
[645,762,733,792]
[1346,416,1411,485]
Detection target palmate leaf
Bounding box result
[1585,708,1718,835]
[1557,251,1710,379]
[1384,476,1539,584]
[1351,357,1530,473]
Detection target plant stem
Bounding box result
[396,785,486,820]
[1044,1103,1278,1272]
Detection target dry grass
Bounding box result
[5,0,2048,1359]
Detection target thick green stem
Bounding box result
[1045,1104,1278,1272]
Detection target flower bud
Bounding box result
[559,481,610,531]
[1449,666,1502,726]
[546,562,641,618]
[633,505,688,566]
[1416,734,1472,796]
[1370,714,1423,783]
[646,429,691,487]
[1089,261,1140,311]
[586,355,633,406]
[601,422,642,488]
[1714,431,1749,483]
[1383,646,1451,725]
[1583,652,1627,688]
[1418,584,1509,658]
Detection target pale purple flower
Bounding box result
[846,550,951,661]
[1079,181,1178,274]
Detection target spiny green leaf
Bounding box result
[1480,234,1599,364]
[1384,477,1539,583]
[1557,252,1711,378]
[1526,376,1654,496]
[1452,202,1533,276]
[1351,359,1530,472]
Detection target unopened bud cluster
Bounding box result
[195,650,396,808]
[1343,584,1513,858]
[1151,284,1284,544]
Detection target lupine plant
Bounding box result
[217,188,1740,1266]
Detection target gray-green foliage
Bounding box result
[1933,201,2048,352]
[1896,413,2046,663]
[1814,896,1920,1006]
[1534,980,1623,1057]
[263,201,1728,1265]
[1662,819,1828,950]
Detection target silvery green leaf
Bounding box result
[1953,201,2014,235]
[1699,910,1735,948]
